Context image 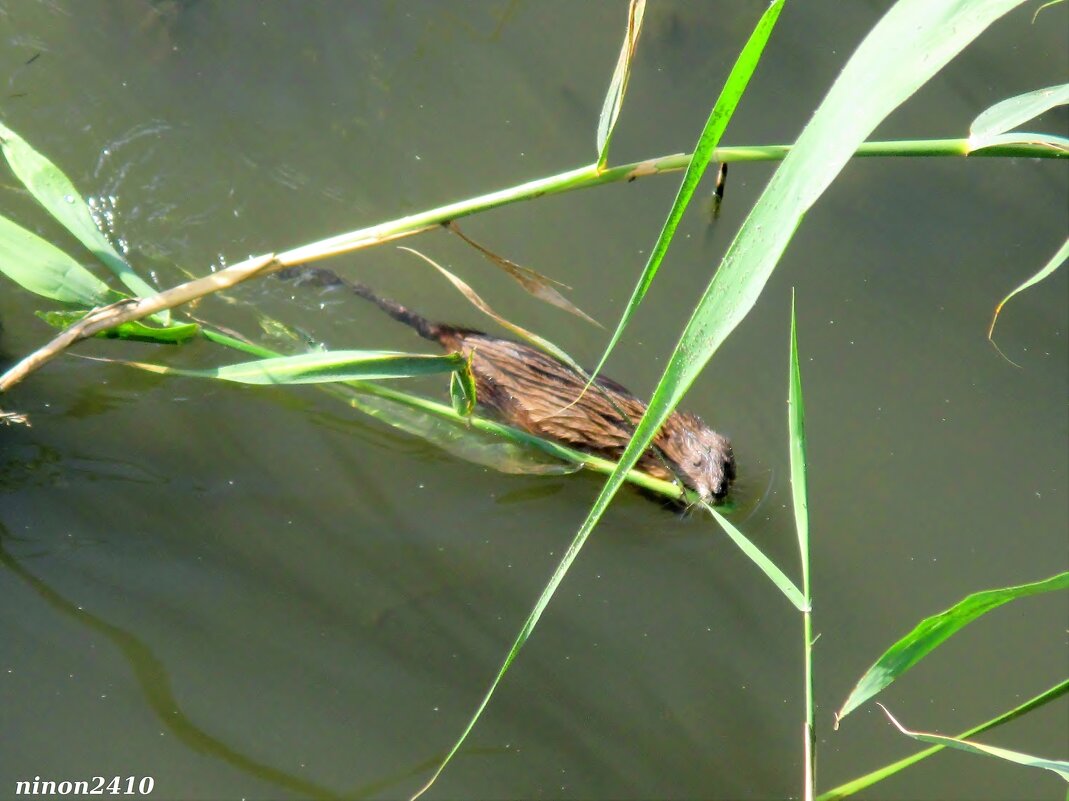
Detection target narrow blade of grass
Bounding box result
[596,0,646,169]
[344,388,578,476]
[818,678,1069,800]
[967,82,1069,151]
[0,121,166,320]
[628,0,1034,456]
[107,349,469,385]
[788,294,810,597]
[967,131,1069,152]
[789,293,815,801]
[877,704,1069,782]
[198,328,679,494]
[408,5,787,797]
[586,0,785,392]
[988,236,1069,341]
[591,0,1032,614]
[0,213,113,305]
[706,505,806,611]
[835,571,1068,724]
[411,0,1034,795]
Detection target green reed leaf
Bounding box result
[965,131,1069,151]
[789,292,815,801]
[789,293,810,598]
[819,678,1069,800]
[836,571,1069,724]
[413,0,1036,794]
[0,213,112,305]
[707,506,806,610]
[596,0,646,169]
[111,349,469,386]
[576,0,1034,622]
[345,389,579,476]
[198,328,674,491]
[631,0,1033,459]
[989,236,1069,342]
[878,704,1069,782]
[0,120,166,321]
[408,4,787,798]
[586,0,784,393]
[968,82,1069,152]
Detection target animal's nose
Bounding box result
[714,472,734,501]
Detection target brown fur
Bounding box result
[436,328,696,484]
[279,266,736,503]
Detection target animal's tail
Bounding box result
[347,280,442,342]
[278,265,442,342]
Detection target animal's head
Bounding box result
[663,414,735,504]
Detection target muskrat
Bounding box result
[279,266,735,505]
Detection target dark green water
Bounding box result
[1,2,1066,799]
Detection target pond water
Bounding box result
[1,2,1066,799]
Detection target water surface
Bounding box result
[1,2,1066,799]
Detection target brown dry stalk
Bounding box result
[0,222,440,396]
[0,254,277,393]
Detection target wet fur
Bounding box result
[434,327,704,486]
[279,266,734,502]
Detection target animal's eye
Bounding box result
[692,457,703,467]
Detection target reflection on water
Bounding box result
[0,443,165,493]
[1,522,332,797]
[0,521,440,800]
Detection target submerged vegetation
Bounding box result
[1,0,1066,798]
